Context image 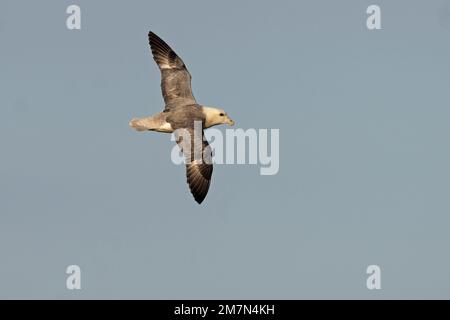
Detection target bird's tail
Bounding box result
[129,117,154,131]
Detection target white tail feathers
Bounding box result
[129,115,174,133]
[129,118,152,131]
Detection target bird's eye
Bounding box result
[220,113,224,116]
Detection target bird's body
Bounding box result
[130,31,234,204]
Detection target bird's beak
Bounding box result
[226,117,235,126]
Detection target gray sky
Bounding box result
[1,0,450,299]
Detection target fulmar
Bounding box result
[130,31,235,204]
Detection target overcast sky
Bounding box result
[1,0,450,299]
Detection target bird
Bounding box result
[130,31,235,204]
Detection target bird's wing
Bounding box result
[148,31,197,110]
[174,128,213,204]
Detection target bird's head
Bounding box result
[202,106,235,128]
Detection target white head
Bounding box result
[202,106,235,128]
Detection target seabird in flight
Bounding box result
[130,31,235,204]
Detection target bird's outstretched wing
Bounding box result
[148,31,197,110]
[174,128,213,204]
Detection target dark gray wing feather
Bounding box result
[174,128,213,204]
[148,32,196,110]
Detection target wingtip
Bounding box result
[194,197,205,205]
[191,188,207,204]
[148,31,162,42]
[188,180,210,205]
[148,31,158,43]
